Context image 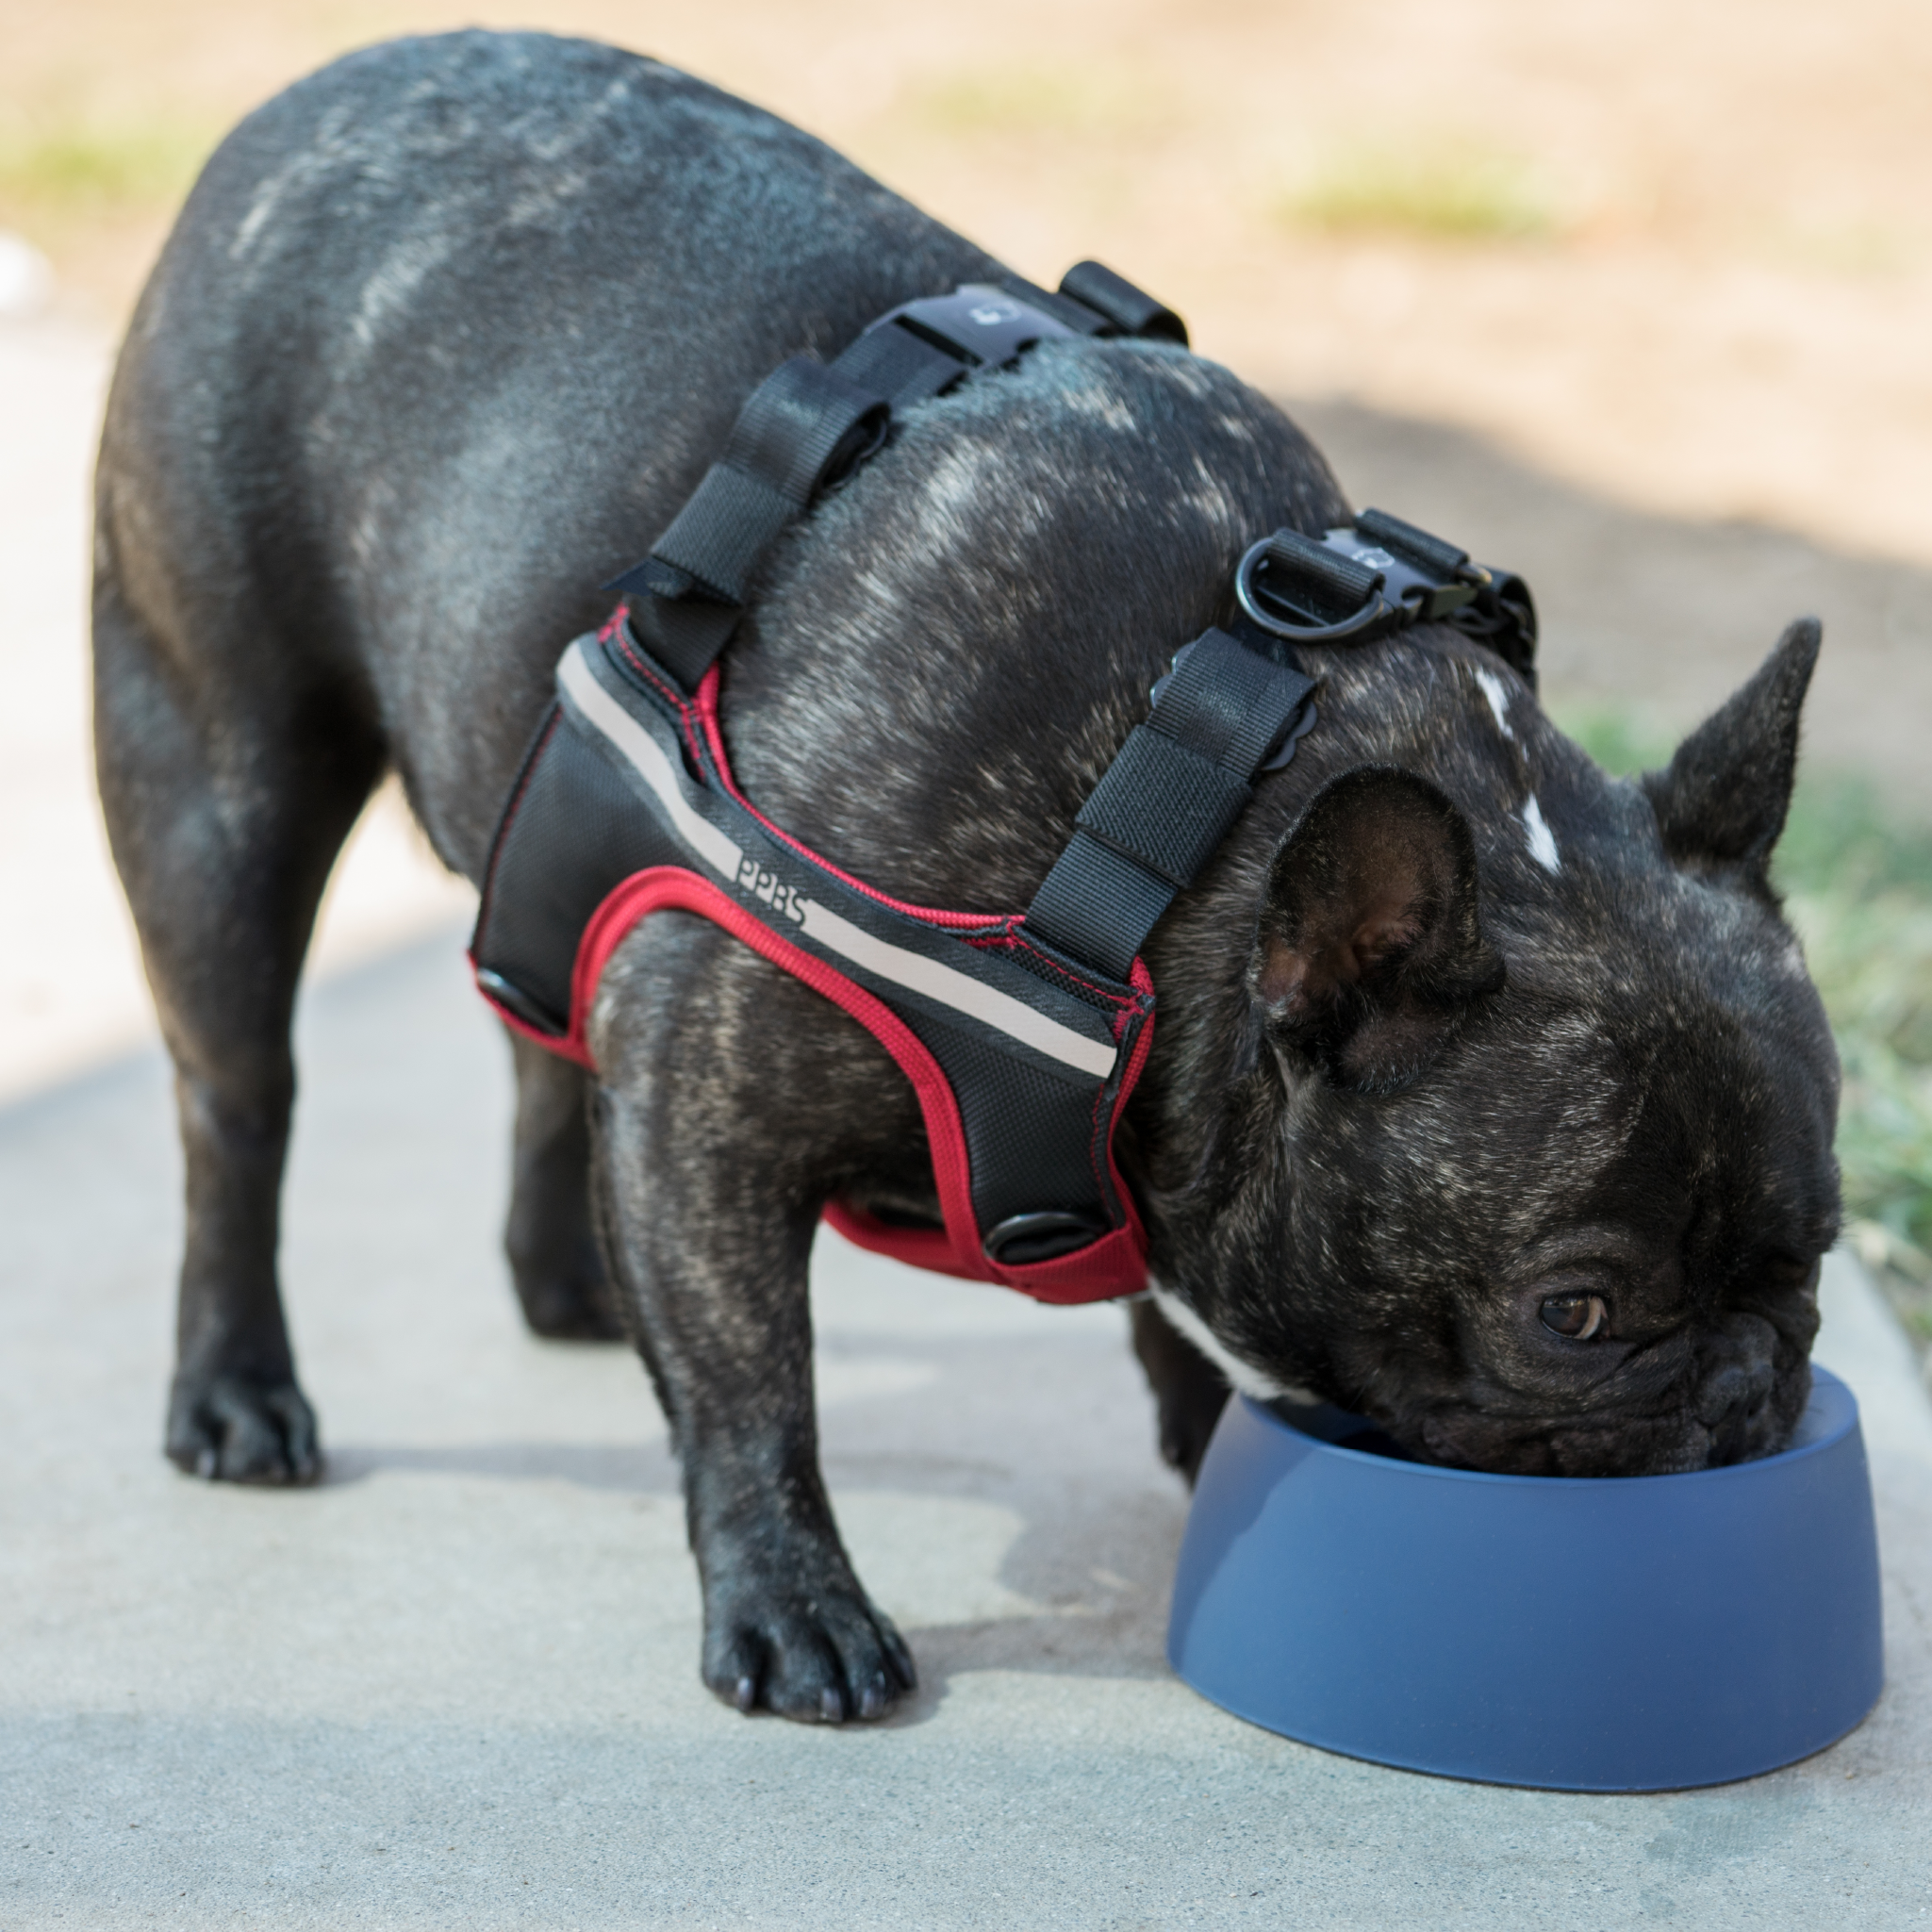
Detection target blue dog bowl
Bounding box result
[1169,1367,1883,1791]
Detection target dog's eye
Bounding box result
[1540,1294,1608,1340]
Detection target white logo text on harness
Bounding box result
[737,853,806,923]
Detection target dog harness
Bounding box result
[471,262,1536,1305]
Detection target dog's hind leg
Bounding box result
[93,573,382,1485]
[504,1031,622,1341]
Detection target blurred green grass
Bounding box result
[905,64,1173,140]
[1278,143,1559,244]
[0,104,218,238]
[1563,707,1932,1350]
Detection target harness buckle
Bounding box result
[1234,507,1535,682]
[866,284,1080,376]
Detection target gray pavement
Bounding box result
[3,930,1929,1929]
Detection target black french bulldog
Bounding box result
[94,31,1841,1724]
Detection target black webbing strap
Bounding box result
[611,263,1185,691]
[1025,631,1316,977]
[613,356,890,685]
[834,322,966,405]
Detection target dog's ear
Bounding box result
[1248,766,1504,1092]
[1643,619,1821,880]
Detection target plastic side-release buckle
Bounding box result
[1234,508,1493,646]
[1346,506,1539,680]
[867,283,1081,375]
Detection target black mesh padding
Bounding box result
[905,1012,1113,1237]
[981,933,1133,1015]
[473,628,1156,1263]
[473,716,678,1028]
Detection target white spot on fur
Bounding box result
[914,441,1049,554]
[350,230,459,351]
[1181,454,1246,541]
[1149,1285,1315,1405]
[228,106,355,262]
[232,192,278,259]
[231,162,300,259]
[1059,383,1138,433]
[505,169,590,228]
[1474,667,1514,740]
[1521,792,1561,873]
[919,444,989,527]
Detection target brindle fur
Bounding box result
[94,31,1841,1725]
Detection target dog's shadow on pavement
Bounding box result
[319,1435,682,1493]
[322,1324,1190,1709]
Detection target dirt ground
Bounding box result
[6,0,1932,569]
[3,1,1928,1068]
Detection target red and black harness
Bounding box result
[471,262,1536,1306]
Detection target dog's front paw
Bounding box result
[702,1569,916,1724]
[166,1374,322,1485]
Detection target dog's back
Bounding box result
[94,31,1002,874]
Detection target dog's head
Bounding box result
[1156,619,1841,1476]
[735,339,1838,1477]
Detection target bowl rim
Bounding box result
[1239,1363,1857,1492]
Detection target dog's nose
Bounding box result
[1693,1311,1781,1451]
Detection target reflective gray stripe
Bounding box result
[796,899,1116,1079]
[559,643,743,878]
[560,640,1119,1082]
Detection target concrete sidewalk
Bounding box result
[2,929,1929,1930]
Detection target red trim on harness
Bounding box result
[472,863,1149,1305]
[689,664,1005,933]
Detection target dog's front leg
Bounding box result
[586,915,918,1723]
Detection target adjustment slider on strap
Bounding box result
[605,354,892,687]
[1024,629,1318,977]
[1056,259,1189,344]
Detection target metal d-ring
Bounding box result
[1234,536,1395,645]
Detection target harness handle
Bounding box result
[606,262,1189,694]
[1057,259,1189,345]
